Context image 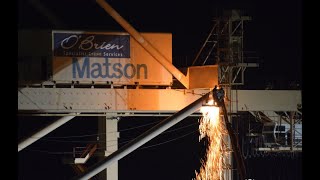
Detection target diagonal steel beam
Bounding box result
[96,0,189,88]
[18,114,76,152]
[73,91,211,179]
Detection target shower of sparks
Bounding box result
[194,100,227,180]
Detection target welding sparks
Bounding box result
[194,101,226,180]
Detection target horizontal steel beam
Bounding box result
[230,90,301,112]
[256,147,302,152]
[18,88,209,111]
[18,88,301,113]
[18,111,203,117]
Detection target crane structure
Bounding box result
[18,1,302,180]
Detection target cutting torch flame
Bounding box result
[194,100,225,180]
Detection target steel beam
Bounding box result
[18,114,76,152]
[18,88,301,113]
[73,91,211,179]
[106,118,119,180]
[290,111,294,151]
[256,147,302,152]
[96,0,189,88]
[18,88,209,111]
[230,90,301,112]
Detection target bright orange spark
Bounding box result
[194,103,225,180]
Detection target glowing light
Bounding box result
[194,103,225,180]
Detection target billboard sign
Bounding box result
[52,31,172,85]
[53,33,130,58]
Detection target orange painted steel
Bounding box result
[96,0,189,88]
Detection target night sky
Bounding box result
[18,0,302,89]
[18,0,302,179]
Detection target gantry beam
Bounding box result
[18,88,301,113]
[230,90,301,112]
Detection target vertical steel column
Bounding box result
[106,117,119,180]
[98,116,119,180]
[74,92,210,180]
[18,114,76,152]
[290,111,294,151]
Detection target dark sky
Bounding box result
[18,0,302,89]
[18,0,302,179]
[18,116,302,180]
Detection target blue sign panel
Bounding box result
[53,32,130,58]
